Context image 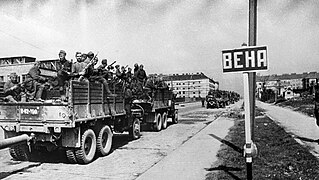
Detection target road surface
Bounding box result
[0,101,233,179]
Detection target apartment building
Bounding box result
[162,72,218,98]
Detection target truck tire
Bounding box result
[10,143,31,161]
[9,147,18,160]
[172,110,178,124]
[66,149,77,164]
[153,113,162,131]
[129,118,141,140]
[97,125,113,156]
[162,112,168,129]
[75,129,96,164]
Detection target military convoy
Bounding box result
[205,90,240,109]
[0,79,178,164]
[132,88,178,131]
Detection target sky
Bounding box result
[0,0,319,95]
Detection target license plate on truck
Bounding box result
[20,106,41,119]
[20,107,40,115]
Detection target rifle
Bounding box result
[78,52,99,81]
[107,61,116,69]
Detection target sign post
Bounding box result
[246,1,257,179]
[221,1,264,179]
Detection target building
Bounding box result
[0,56,60,82]
[162,72,219,98]
[256,72,319,99]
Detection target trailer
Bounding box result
[0,80,142,164]
[131,87,178,131]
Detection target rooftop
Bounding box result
[162,72,218,84]
[257,72,319,82]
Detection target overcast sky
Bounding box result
[0,0,319,94]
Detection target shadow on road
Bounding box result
[205,165,242,180]
[4,133,135,165]
[295,136,319,144]
[208,134,243,154]
[0,163,41,179]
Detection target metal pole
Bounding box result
[244,0,257,179]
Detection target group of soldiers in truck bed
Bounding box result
[3,50,168,103]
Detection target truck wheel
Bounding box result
[129,118,141,140]
[162,112,168,129]
[153,113,162,131]
[66,149,77,164]
[9,147,18,160]
[97,125,113,156]
[10,143,31,161]
[75,129,96,164]
[172,110,178,124]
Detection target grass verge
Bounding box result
[206,112,319,180]
[276,97,314,117]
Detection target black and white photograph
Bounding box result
[0,0,319,179]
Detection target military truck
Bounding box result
[205,94,218,109]
[131,87,178,131]
[0,80,142,164]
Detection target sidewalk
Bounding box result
[257,101,319,156]
[136,101,243,180]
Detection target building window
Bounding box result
[0,76,3,82]
[183,91,185,94]
[193,92,195,94]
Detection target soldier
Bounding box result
[200,96,205,107]
[84,57,115,97]
[154,76,168,89]
[144,75,155,101]
[24,61,47,101]
[81,53,88,62]
[85,51,94,64]
[97,59,109,79]
[72,52,86,79]
[4,73,24,102]
[133,63,139,80]
[57,50,72,100]
[75,52,82,62]
[124,81,133,114]
[115,65,123,82]
[137,64,147,85]
[126,67,133,83]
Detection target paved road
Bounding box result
[0,101,227,179]
[257,101,319,157]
